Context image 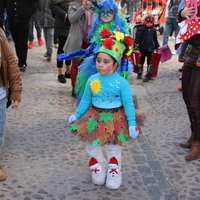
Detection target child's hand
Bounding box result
[68,115,77,123]
[129,126,139,138]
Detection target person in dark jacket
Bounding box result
[0,0,39,72]
[49,0,73,83]
[134,14,160,82]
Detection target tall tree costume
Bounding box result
[57,0,133,104]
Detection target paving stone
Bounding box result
[153,171,168,182]
[138,165,152,175]
[143,150,157,160]
[141,143,152,150]
[142,176,157,185]
[147,185,162,200]
[148,161,163,170]
[133,155,147,164]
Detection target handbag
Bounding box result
[156,45,172,63]
[149,53,162,77]
[131,50,141,73]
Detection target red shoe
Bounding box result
[178,58,184,62]
[196,62,200,67]
[28,41,34,49]
[179,76,182,80]
[177,87,182,91]
[38,37,43,46]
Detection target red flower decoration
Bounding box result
[124,36,133,46]
[102,38,115,48]
[100,29,112,37]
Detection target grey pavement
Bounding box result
[1,35,200,200]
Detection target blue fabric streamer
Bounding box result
[57,43,95,61]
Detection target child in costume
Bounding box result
[68,29,139,189]
[57,0,132,103]
[134,14,160,82]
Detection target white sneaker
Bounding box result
[169,36,175,40]
[172,50,177,55]
[106,157,122,189]
[89,157,106,185]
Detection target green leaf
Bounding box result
[117,130,128,142]
[87,117,98,133]
[92,138,102,146]
[68,123,78,131]
[99,112,114,122]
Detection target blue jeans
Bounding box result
[29,11,42,41]
[162,17,180,46]
[0,97,6,150]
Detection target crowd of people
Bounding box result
[0,0,200,191]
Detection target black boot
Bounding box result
[137,65,143,79]
[143,74,151,82]
[137,73,142,79]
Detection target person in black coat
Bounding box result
[0,0,39,72]
[49,0,73,84]
[134,14,160,82]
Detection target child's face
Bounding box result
[96,52,118,75]
[144,19,154,27]
[100,9,114,22]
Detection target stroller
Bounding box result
[130,0,166,78]
[133,0,167,36]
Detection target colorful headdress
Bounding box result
[96,29,133,64]
[89,0,118,14]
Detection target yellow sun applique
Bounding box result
[90,79,102,94]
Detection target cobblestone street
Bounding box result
[0,35,200,200]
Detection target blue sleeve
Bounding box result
[121,81,136,126]
[178,0,184,11]
[74,79,92,118]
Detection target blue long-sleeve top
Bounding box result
[74,72,136,126]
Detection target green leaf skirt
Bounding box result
[68,105,129,146]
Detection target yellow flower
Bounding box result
[113,31,124,41]
[90,79,102,94]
